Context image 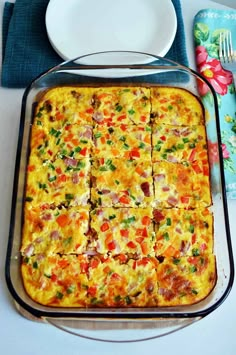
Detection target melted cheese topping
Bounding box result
[21,86,216,308]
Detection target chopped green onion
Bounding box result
[33,261,38,269]
[163,232,170,241]
[109,214,116,220]
[56,291,64,299]
[128,109,135,115]
[189,225,195,233]
[25,196,33,202]
[115,104,123,112]
[190,265,197,273]
[65,193,74,200]
[166,218,171,226]
[192,248,200,256]
[139,142,145,149]
[48,176,56,182]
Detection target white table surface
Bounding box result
[0,0,235,354]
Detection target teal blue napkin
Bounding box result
[1,0,188,88]
[194,9,236,199]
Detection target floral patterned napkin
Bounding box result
[194,9,236,199]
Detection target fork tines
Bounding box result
[219,31,235,63]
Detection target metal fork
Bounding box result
[219,31,236,84]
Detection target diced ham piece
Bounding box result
[111,192,119,204]
[72,172,80,184]
[50,230,60,240]
[42,213,52,221]
[167,196,178,206]
[153,209,165,222]
[162,186,170,192]
[168,155,178,163]
[36,253,45,261]
[101,189,110,194]
[64,157,77,167]
[154,174,165,182]
[81,126,92,139]
[92,112,103,122]
[140,182,150,197]
[23,244,34,257]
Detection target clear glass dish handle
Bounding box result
[44,317,201,343]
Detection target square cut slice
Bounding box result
[92,87,151,126]
[91,158,154,207]
[90,208,154,256]
[25,155,90,207]
[21,254,90,307]
[153,208,213,258]
[93,124,152,160]
[21,205,90,256]
[153,161,211,208]
[151,87,204,126]
[34,87,96,129]
[30,123,93,161]
[156,254,216,306]
[152,124,207,163]
[87,255,158,307]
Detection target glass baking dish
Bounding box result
[5,52,234,342]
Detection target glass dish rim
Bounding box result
[5,51,235,321]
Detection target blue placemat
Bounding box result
[194,9,236,199]
[1,0,188,88]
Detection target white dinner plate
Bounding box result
[45,0,177,61]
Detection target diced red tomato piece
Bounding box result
[110,272,121,281]
[192,233,196,244]
[27,165,35,172]
[86,107,94,114]
[58,259,69,268]
[55,112,64,121]
[130,149,140,159]
[90,258,100,269]
[153,209,165,222]
[127,241,136,249]
[79,147,87,156]
[192,162,202,174]
[120,124,127,131]
[135,237,144,244]
[141,241,148,255]
[103,265,111,273]
[100,222,110,232]
[119,195,130,204]
[142,215,151,226]
[117,114,126,121]
[57,174,67,183]
[137,257,150,266]
[56,214,70,227]
[117,254,127,263]
[142,227,148,237]
[87,286,97,297]
[80,262,89,274]
[120,229,129,237]
[189,148,197,162]
[107,240,116,251]
[187,256,198,265]
[51,274,57,282]
[56,167,62,174]
[180,196,190,204]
